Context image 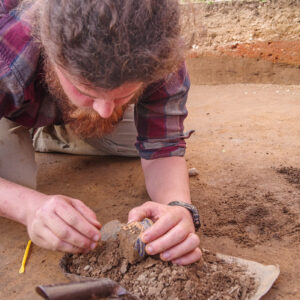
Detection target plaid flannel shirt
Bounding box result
[0,0,192,159]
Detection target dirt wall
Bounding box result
[180,0,300,84]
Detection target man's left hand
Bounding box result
[128,201,201,265]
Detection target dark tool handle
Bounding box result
[36,278,127,300]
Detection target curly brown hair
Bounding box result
[26,0,185,90]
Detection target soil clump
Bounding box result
[277,166,300,189]
[62,242,257,300]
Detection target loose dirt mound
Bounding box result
[277,166,300,189]
[202,189,298,246]
[62,243,257,300]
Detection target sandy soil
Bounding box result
[181,1,300,85]
[180,0,300,55]
[0,84,300,299]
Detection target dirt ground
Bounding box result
[0,83,299,299]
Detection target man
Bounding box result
[0,0,201,265]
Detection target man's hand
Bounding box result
[128,201,201,265]
[26,195,101,253]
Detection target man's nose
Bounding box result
[92,99,115,119]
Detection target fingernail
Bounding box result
[146,245,153,254]
[162,251,171,260]
[142,233,149,243]
[93,234,100,242]
[90,242,97,250]
[172,259,181,265]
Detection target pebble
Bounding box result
[83,265,90,271]
[188,168,199,176]
[144,258,157,269]
[137,274,146,282]
[100,220,121,242]
[211,264,218,272]
[120,260,128,274]
[148,287,162,297]
[89,256,97,263]
[185,280,194,292]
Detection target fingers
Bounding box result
[144,221,185,255]
[44,212,97,250]
[172,248,202,266]
[128,202,201,266]
[141,206,192,244]
[128,201,158,223]
[33,225,86,253]
[27,195,102,252]
[145,223,197,256]
[70,198,101,229]
[159,232,200,261]
[54,199,101,243]
[142,214,180,245]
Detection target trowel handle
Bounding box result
[36,278,127,300]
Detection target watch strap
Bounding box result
[168,201,201,231]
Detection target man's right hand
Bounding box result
[26,195,101,253]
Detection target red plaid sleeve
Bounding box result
[0,1,61,127]
[135,64,193,159]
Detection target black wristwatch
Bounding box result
[168,201,201,231]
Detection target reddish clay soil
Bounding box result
[181,0,300,65]
[0,84,299,299]
[219,41,300,66]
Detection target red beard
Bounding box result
[43,59,142,138]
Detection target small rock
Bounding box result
[101,220,121,242]
[137,274,146,282]
[73,257,83,265]
[157,282,164,290]
[211,264,218,272]
[185,280,193,292]
[162,268,171,276]
[120,260,128,274]
[144,258,158,269]
[89,256,97,264]
[101,264,114,273]
[188,168,199,176]
[172,269,187,281]
[148,287,161,297]
[83,265,90,271]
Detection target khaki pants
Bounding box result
[0,118,37,189]
[0,105,138,189]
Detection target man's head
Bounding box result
[44,58,144,137]
[26,0,185,136]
